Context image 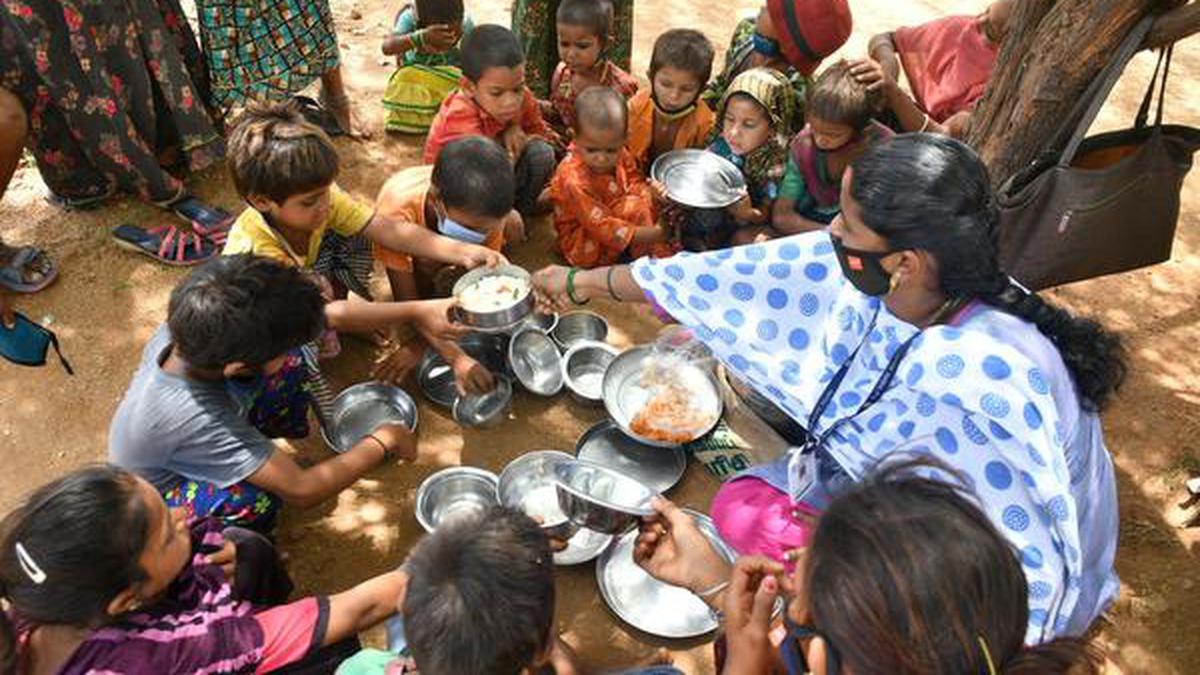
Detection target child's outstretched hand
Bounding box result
[413,297,470,343]
[451,353,496,396]
[634,496,732,593]
[372,423,419,463]
[728,195,762,224]
[723,555,787,674]
[457,243,507,270]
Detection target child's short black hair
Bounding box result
[461,24,525,82]
[649,28,715,84]
[433,136,515,219]
[403,507,554,675]
[556,0,613,43]
[414,0,464,27]
[167,255,325,371]
[574,86,628,134]
[226,101,339,205]
[807,60,883,132]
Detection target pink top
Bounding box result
[893,14,998,123]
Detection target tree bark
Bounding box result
[966,0,1166,187]
[1146,1,1200,48]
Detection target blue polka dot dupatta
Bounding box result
[631,231,1087,644]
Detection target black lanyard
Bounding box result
[801,309,918,454]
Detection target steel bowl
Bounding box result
[595,509,740,638]
[651,149,748,209]
[551,311,609,350]
[451,264,534,332]
[602,345,723,448]
[321,382,419,453]
[554,528,614,566]
[524,312,559,334]
[576,420,687,493]
[508,328,564,396]
[553,459,656,535]
[452,375,514,427]
[498,451,579,542]
[562,340,619,405]
[414,466,500,532]
[418,333,511,409]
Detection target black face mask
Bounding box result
[832,236,894,297]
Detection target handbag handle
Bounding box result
[1053,15,1155,167]
[1134,43,1173,129]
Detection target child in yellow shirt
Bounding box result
[223,102,505,392]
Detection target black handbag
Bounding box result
[996,17,1200,291]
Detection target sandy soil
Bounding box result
[0,1,1198,673]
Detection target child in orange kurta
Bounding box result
[551,87,677,268]
[625,29,717,173]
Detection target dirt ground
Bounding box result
[0,0,1197,673]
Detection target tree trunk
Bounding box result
[966,0,1166,187]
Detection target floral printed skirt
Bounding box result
[0,0,224,204]
[511,0,633,99]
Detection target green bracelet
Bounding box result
[566,267,589,305]
[411,28,426,49]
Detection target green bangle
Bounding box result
[411,28,425,49]
[566,267,589,305]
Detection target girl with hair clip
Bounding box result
[533,134,1125,642]
[633,460,1102,674]
[0,465,408,674]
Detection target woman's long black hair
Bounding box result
[850,133,1126,411]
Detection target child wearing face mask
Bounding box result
[372,136,521,393]
[424,25,557,218]
[678,68,794,250]
[543,0,639,141]
[626,29,716,173]
[772,60,891,236]
[550,87,676,268]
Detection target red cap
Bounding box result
[766,0,853,76]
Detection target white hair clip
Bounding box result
[15,542,47,584]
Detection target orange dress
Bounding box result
[423,86,550,163]
[550,146,678,268]
[626,89,716,173]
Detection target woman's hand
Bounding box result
[531,265,577,314]
[849,57,895,94]
[412,297,470,343]
[723,555,786,675]
[451,353,496,396]
[633,496,732,594]
[456,243,507,270]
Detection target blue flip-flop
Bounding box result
[170,196,234,232]
[0,247,57,293]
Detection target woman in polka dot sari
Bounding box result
[532,134,1125,644]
